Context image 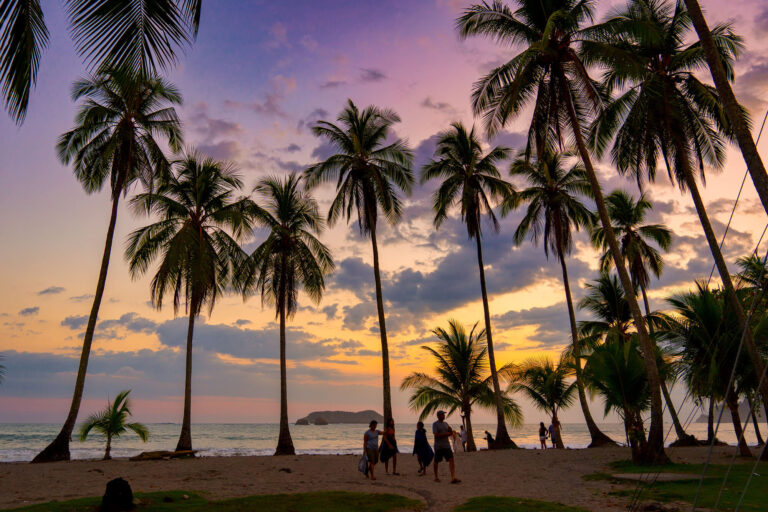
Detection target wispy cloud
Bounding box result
[19,307,39,316]
[37,286,64,296]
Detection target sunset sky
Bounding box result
[2,0,768,427]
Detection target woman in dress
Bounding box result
[379,418,400,475]
[412,421,434,475]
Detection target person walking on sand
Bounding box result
[538,422,548,450]
[459,425,467,452]
[413,421,434,475]
[433,411,460,484]
[364,420,383,480]
[380,418,400,475]
[484,430,494,450]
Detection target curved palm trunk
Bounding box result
[747,396,765,445]
[104,434,112,461]
[275,298,295,455]
[552,409,564,449]
[683,0,768,217]
[475,236,514,448]
[368,218,392,425]
[708,398,716,444]
[727,391,752,457]
[558,250,615,447]
[561,81,667,464]
[33,194,121,463]
[463,405,477,452]
[175,309,196,452]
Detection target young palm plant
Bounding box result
[505,356,577,449]
[458,0,667,463]
[304,99,413,425]
[79,390,149,460]
[34,68,182,463]
[237,174,334,456]
[126,152,254,453]
[400,319,522,452]
[508,147,615,447]
[420,122,516,447]
[584,0,768,428]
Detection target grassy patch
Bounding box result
[8,490,423,512]
[453,496,589,511]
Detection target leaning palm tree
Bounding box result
[505,356,577,449]
[304,99,413,425]
[126,152,254,453]
[0,0,201,123]
[237,174,334,456]
[420,122,516,447]
[585,0,768,427]
[458,0,667,463]
[508,147,614,447]
[33,69,182,463]
[78,390,149,460]
[400,319,522,452]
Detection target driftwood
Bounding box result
[129,450,197,461]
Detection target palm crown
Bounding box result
[578,272,634,342]
[505,356,576,419]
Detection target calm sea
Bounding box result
[0,422,763,462]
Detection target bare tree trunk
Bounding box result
[683,0,768,217]
[727,392,753,458]
[275,298,295,455]
[175,309,196,452]
[368,216,392,426]
[476,236,514,448]
[464,405,476,452]
[33,194,121,463]
[708,398,716,444]
[559,250,615,447]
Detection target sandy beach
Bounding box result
[0,445,748,511]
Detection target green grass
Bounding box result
[452,496,589,511]
[7,490,423,512]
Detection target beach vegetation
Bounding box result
[78,390,149,460]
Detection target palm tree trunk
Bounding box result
[683,0,768,217]
[104,434,112,461]
[33,194,122,463]
[464,405,476,452]
[368,215,392,425]
[552,409,565,449]
[727,392,752,457]
[476,235,514,448]
[175,309,196,452]
[747,395,765,445]
[275,295,295,455]
[558,250,615,447]
[708,398,716,444]
[561,79,667,464]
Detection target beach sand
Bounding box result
[0,446,745,511]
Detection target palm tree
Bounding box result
[578,272,634,343]
[400,319,522,452]
[304,99,413,426]
[0,0,201,123]
[585,0,768,428]
[509,147,615,447]
[237,174,334,456]
[420,122,516,447]
[33,69,182,463]
[505,356,577,449]
[457,0,667,463]
[125,152,254,453]
[681,0,768,216]
[78,390,149,460]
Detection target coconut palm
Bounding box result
[681,0,768,215]
[505,356,577,449]
[420,122,516,447]
[125,152,254,453]
[78,390,149,460]
[33,69,182,463]
[400,319,522,452]
[508,147,614,447]
[737,254,768,297]
[303,99,413,425]
[237,174,334,456]
[585,0,768,426]
[578,272,635,343]
[457,0,667,463]
[0,0,201,123]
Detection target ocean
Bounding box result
[0,422,763,462]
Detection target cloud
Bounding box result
[360,68,386,83]
[319,80,346,89]
[421,97,454,113]
[38,286,65,296]
[321,303,338,320]
[234,319,252,326]
[310,140,337,161]
[493,303,572,348]
[69,294,94,302]
[99,313,158,334]
[198,140,242,160]
[19,307,39,316]
[280,143,301,153]
[61,315,88,330]
[267,22,289,48]
[297,107,330,133]
[341,302,376,330]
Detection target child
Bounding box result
[412,421,434,475]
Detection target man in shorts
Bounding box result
[432,411,460,483]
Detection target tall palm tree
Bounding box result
[585,0,768,427]
[505,356,577,449]
[237,174,334,456]
[400,319,522,452]
[78,390,149,460]
[458,0,667,463]
[0,0,201,123]
[33,69,182,463]
[125,152,254,453]
[508,147,614,447]
[682,0,768,216]
[420,122,516,447]
[578,272,635,343]
[304,99,413,426]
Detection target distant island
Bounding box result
[295,410,384,425]
[695,399,763,422]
